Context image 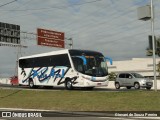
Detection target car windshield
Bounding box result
[69,50,108,77]
[131,73,144,78]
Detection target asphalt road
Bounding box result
[0,84,155,92]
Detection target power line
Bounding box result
[11,0,107,31]
[1,0,153,36]
[0,0,17,8]
[0,0,103,11]
[64,0,150,34]
[78,19,149,40]
[65,9,136,35]
[103,31,150,45]
[0,0,104,28]
[1,0,159,49]
[86,30,150,47]
[0,0,32,17]
[53,0,112,29]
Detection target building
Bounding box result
[108,58,160,77]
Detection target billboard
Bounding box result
[0,22,20,44]
[37,28,65,48]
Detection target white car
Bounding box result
[115,73,153,90]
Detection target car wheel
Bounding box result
[126,86,131,89]
[115,82,120,89]
[134,82,140,89]
[65,79,73,90]
[146,87,151,90]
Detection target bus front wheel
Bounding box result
[65,79,73,90]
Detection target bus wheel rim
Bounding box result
[30,81,34,87]
[67,81,72,88]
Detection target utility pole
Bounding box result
[151,0,157,91]
[66,38,73,49]
[137,0,157,91]
[69,38,73,49]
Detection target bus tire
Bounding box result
[85,87,94,90]
[65,79,73,90]
[29,79,35,88]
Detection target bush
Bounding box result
[108,72,117,81]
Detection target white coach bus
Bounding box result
[18,49,109,90]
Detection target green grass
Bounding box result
[0,89,159,111]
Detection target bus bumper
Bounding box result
[84,80,109,87]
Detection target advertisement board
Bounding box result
[0,22,20,44]
[37,28,65,48]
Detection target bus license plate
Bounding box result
[97,83,101,85]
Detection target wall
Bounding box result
[108,58,160,77]
[0,78,10,84]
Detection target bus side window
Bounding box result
[19,59,23,68]
[72,57,84,73]
[51,54,71,67]
[19,59,27,68]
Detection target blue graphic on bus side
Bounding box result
[22,67,66,83]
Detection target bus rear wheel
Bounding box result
[29,79,35,88]
[65,79,73,90]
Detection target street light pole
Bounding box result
[68,38,73,49]
[151,0,157,91]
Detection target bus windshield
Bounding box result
[69,50,108,77]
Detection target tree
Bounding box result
[108,72,117,81]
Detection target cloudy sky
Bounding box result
[0,0,160,77]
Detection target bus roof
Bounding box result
[19,49,69,59]
[19,49,103,60]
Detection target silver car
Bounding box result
[115,73,153,90]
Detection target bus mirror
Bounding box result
[73,56,87,65]
[105,56,113,65]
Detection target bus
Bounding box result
[18,49,109,90]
